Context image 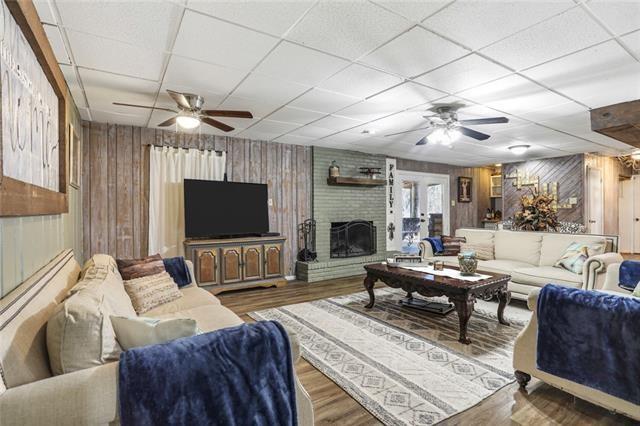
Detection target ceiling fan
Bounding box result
[113,89,253,132]
[386,104,508,146]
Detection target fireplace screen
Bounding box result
[330,220,376,258]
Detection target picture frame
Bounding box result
[458,176,472,203]
[69,124,80,189]
[0,1,68,216]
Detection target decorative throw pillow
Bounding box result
[117,254,165,281]
[440,236,467,256]
[554,242,606,274]
[111,316,199,350]
[123,272,183,315]
[162,256,192,287]
[460,242,494,261]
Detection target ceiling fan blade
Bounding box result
[113,102,176,113]
[459,126,491,141]
[167,89,191,110]
[458,117,509,125]
[386,125,432,137]
[416,136,428,146]
[157,116,177,127]
[202,110,253,119]
[201,117,234,132]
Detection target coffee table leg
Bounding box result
[452,298,474,345]
[364,275,376,309]
[497,287,511,326]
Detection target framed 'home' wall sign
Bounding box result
[0,0,68,216]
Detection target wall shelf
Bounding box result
[327,176,387,186]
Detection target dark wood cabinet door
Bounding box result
[222,247,242,283]
[264,243,283,278]
[195,249,218,285]
[243,245,263,281]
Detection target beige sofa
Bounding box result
[419,228,622,300]
[513,265,639,421]
[0,250,314,425]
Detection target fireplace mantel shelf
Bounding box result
[327,176,387,187]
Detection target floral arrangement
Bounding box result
[513,188,559,232]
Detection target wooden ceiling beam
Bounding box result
[590,100,640,148]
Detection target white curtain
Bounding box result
[149,146,226,257]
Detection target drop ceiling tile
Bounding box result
[458,75,571,117]
[517,101,587,122]
[238,119,300,140]
[68,30,165,80]
[288,88,360,114]
[285,1,411,60]
[423,1,574,50]
[481,7,610,71]
[583,0,640,35]
[317,64,403,99]
[266,106,326,125]
[187,0,314,37]
[372,1,452,22]
[289,125,336,139]
[79,68,160,114]
[348,110,429,136]
[60,64,85,108]
[164,55,247,97]
[338,100,397,122]
[57,0,181,51]
[361,27,469,78]
[34,1,56,25]
[218,95,282,119]
[620,30,640,59]
[414,54,512,94]
[91,108,150,127]
[43,24,70,65]
[173,10,279,70]
[232,73,310,107]
[522,40,640,108]
[273,134,316,146]
[368,82,446,110]
[311,115,363,132]
[253,42,349,86]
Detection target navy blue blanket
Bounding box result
[619,260,640,292]
[537,284,640,404]
[163,256,192,287]
[119,321,298,426]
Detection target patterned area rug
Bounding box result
[250,288,531,426]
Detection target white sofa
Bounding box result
[0,250,314,425]
[512,263,639,421]
[419,228,622,300]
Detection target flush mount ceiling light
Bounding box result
[508,144,530,155]
[176,112,201,129]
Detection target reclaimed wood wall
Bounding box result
[81,121,311,276]
[395,158,493,231]
[502,155,584,224]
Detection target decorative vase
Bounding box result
[458,253,478,275]
[329,161,340,177]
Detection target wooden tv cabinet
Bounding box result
[184,236,287,295]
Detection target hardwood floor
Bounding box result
[217,276,636,426]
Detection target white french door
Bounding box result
[394,171,450,251]
[619,175,640,253]
[587,167,604,235]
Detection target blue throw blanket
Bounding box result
[423,237,444,255]
[537,284,640,404]
[163,256,192,287]
[118,321,298,426]
[619,260,640,292]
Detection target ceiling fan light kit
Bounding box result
[508,145,530,155]
[113,89,253,132]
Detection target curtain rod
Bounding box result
[149,144,226,155]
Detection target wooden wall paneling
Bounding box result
[132,127,142,258]
[249,140,262,184]
[82,123,91,260]
[116,125,133,258]
[266,142,279,235]
[141,131,151,257]
[282,144,293,275]
[89,122,108,255]
[231,139,245,182]
[107,124,117,256]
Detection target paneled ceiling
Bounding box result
[35,0,640,166]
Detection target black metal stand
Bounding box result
[399,293,455,315]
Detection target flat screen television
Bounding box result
[184,179,269,238]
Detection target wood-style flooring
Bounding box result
[218,275,637,425]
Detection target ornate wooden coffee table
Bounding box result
[363,263,511,344]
